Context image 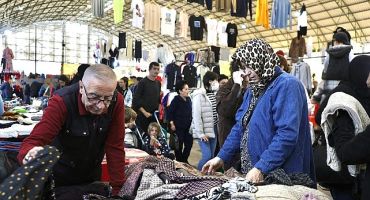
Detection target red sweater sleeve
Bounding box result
[17,95,67,163]
[105,93,126,195]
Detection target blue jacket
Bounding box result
[218,67,315,181]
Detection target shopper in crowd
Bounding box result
[21,79,31,104]
[202,39,315,185]
[30,73,43,98]
[129,76,138,94]
[0,79,13,100]
[192,71,219,170]
[142,122,174,159]
[0,93,4,115]
[132,62,161,133]
[320,55,370,199]
[218,74,229,87]
[70,64,90,85]
[117,77,133,107]
[312,31,354,107]
[216,61,248,152]
[167,80,193,163]
[17,64,125,198]
[56,74,69,90]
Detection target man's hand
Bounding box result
[201,157,224,175]
[23,146,44,164]
[143,111,152,118]
[246,167,264,183]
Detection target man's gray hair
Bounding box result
[82,64,117,83]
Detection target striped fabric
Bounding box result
[206,92,218,125]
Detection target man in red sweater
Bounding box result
[18,64,125,197]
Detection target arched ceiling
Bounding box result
[1,0,370,53]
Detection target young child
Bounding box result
[124,107,142,149]
[142,122,174,159]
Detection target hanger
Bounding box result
[166,1,172,8]
[150,0,158,5]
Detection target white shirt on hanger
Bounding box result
[160,7,176,37]
[131,0,144,29]
[217,21,228,47]
[206,18,218,46]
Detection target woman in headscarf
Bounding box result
[320,55,370,200]
[202,39,315,185]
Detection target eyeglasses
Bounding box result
[81,82,114,105]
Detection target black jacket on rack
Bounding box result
[182,65,197,88]
[165,63,182,90]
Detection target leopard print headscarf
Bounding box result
[233,39,280,174]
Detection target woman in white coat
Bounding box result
[192,71,219,170]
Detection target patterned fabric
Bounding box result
[189,177,258,200]
[119,156,161,198]
[0,146,60,200]
[264,168,315,188]
[155,158,227,199]
[135,169,185,200]
[206,92,218,125]
[231,39,280,174]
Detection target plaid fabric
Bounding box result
[155,158,227,199]
[0,146,60,200]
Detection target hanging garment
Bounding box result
[134,40,142,60]
[220,48,230,61]
[113,0,124,24]
[2,47,14,72]
[271,0,292,29]
[131,0,144,29]
[217,21,228,47]
[182,65,197,88]
[179,11,189,38]
[91,0,104,18]
[206,18,218,46]
[118,32,126,49]
[160,7,177,37]
[215,0,231,12]
[211,46,221,63]
[255,0,270,29]
[289,37,306,63]
[297,5,308,37]
[226,23,238,48]
[165,63,182,90]
[188,15,207,41]
[290,61,312,93]
[231,0,251,18]
[127,37,133,59]
[144,2,161,32]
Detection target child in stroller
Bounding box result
[124,107,143,149]
[142,122,175,159]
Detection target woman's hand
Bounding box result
[245,167,264,183]
[201,157,224,175]
[200,135,209,142]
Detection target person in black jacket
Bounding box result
[320,55,370,200]
[167,80,193,163]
